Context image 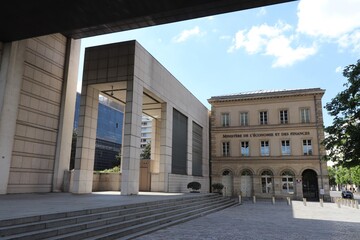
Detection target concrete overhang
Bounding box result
[0,0,296,42]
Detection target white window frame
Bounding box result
[259,111,268,125]
[279,109,288,124]
[281,171,294,194]
[221,113,230,127]
[303,139,312,155]
[300,108,310,123]
[281,140,291,155]
[261,170,273,194]
[241,141,249,156]
[240,112,248,126]
[222,141,230,157]
[260,140,270,156]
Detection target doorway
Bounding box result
[222,170,233,197]
[240,169,253,197]
[302,169,318,201]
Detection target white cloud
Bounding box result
[265,36,317,67]
[228,21,292,54]
[335,66,343,73]
[228,21,315,67]
[173,26,205,43]
[297,0,360,52]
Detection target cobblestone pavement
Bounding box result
[137,200,360,240]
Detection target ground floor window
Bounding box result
[261,170,273,194]
[281,170,294,194]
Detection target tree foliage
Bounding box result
[328,166,360,187]
[323,59,360,167]
[140,142,151,159]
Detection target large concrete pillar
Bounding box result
[0,41,26,194]
[52,38,81,192]
[121,78,143,195]
[158,103,172,192]
[71,85,99,194]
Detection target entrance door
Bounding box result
[139,160,151,191]
[302,169,318,201]
[241,176,252,197]
[222,170,233,196]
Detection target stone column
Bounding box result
[187,118,193,176]
[121,78,143,195]
[0,41,26,194]
[156,103,172,192]
[71,85,99,194]
[52,38,81,192]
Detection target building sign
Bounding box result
[223,131,310,138]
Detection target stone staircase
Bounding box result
[0,194,237,240]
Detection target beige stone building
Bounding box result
[208,89,330,201]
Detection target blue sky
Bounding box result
[77,0,360,127]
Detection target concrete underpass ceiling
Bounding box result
[93,82,162,119]
[0,0,295,42]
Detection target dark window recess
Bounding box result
[172,109,188,175]
[192,122,203,176]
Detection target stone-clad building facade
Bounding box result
[208,89,330,201]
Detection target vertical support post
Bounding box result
[0,41,26,194]
[121,78,143,195]
[71,85,99,194]
[53,38,80,192]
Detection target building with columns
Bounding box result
[0,38,209,195]
[208,89,330,201]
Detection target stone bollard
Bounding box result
[287,197,291,206]
[272,196,275,205]
[253,195,256,204]
[238,195,242,204]
[303,198,307,206]
[355,200,359,209]
[351,200,355,208]
[336,198,341,208]
[320,198,324,207]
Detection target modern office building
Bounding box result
[72,93,123,171]
[141,116,152,149]
[208,88,330,201]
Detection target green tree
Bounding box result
[335,166,351,186]
[327,166,336,186]
[140,142,151,159]
[323,59,360,167]
[350,166,360,187]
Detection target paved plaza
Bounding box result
[0,192,359,239]
[138,199,360,240]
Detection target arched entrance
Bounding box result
[240,169,253,197]
[222,170,233,197]
[261,170,274,195]
[302,169,319,201]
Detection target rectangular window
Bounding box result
[260,111,268,125]
[280,110,288,124]
[300,108,310,123]
[241,141,249,156]
[222,142,230,157]
[281,140,291,155]
[303,139,312,155]
[192,122,203,176]
[240,112,248,126]
[260,141,269,156]
[221,113,230,127]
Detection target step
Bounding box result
[0,194,217,237]
[43,197,232,240]
[1,195,226,239]
[90,199,238,240]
